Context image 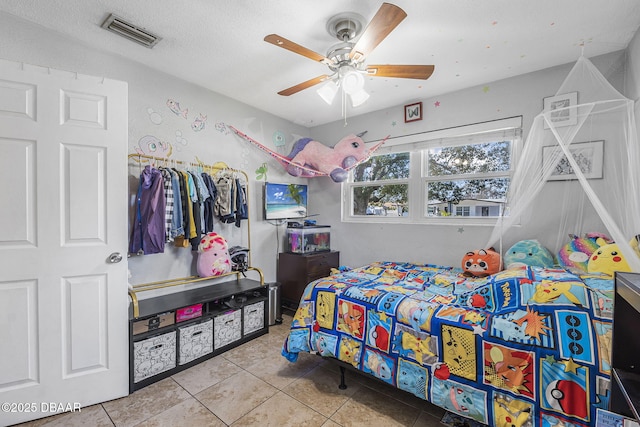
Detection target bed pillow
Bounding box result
[558,232,610,273]
[587,237,632,277]
[504,239,554,269]
[461,247,502,277]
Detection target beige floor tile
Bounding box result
[13,311,453,427]
[330,386,420,427]
[284,365,360,417]
[412,410,445,427]
[12,404,114,427]
[231,391,327,427]
[172,354,242,394]
[244,348,322,390]
[101,378,190,427]
[133,397,225,427]
[221,334,278,369]
[195,370,277,425]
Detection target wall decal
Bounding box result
[255,162,268,181]
[166,99,188,119]
[272,130,286,147]
[191,113,207,132]
[215,122,230,134]
[134,135,173,158]
[175,130,188,151]
[147,108,163,124]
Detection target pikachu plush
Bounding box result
[587,237,632,277]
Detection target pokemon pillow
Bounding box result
[587,237,632,277]
[558,232,611,273]
[504,239,554,269]
[461,248,502,277]
[197,232,232,277]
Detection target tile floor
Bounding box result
[14,314,445,427]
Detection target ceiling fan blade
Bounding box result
[265,34,332,65]
[349,3,407,61]
[278,75,331,96]
[366,64,435,80]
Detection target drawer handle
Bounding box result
[192,331,203,337]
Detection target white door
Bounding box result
[0,61,129,425]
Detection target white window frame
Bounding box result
[341,116,523,226]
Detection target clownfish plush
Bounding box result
[462,247,502,277]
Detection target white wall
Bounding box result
[2,10,637,282]
[0,12,308,287]
[309,51,628,269]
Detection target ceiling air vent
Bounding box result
[101,14,161,48]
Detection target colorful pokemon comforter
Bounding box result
[281,261,614,427]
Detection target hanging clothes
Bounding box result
[201,172,217,233]
[214,170,235,223]
[159,167,174,242]
[180,170,197,239]
[129,165,166,255]
[234,177,248,227]
[187,171,204,250]
[167,168,184,239]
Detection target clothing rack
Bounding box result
[127,153,263,318]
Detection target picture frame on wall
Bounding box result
[404,102,422,123]
[542,140,604,181]
[542,91,578,129]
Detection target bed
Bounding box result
[281,261,614,426]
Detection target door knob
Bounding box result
[108,252,123,263]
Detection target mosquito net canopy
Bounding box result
[487,55,640,272]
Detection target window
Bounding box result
[342,118,522,225]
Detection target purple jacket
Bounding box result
[129,165,166,255]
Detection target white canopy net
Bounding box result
[487,56,640,272]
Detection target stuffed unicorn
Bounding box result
[286,131,377,182]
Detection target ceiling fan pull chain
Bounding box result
[342,88,348,126]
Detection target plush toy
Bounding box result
[285,132,380,182]
[230,125,387,183]
[197,232,232,277]
[461,247,502,277]
[504,239,555,269]
[587,237,632,277]
[558,232,612,273]
[630,234,640,258]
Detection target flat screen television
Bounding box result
[264,182,308,220]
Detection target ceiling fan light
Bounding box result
[341,69,364,95]
[349,88,370,107]
[316,80,339,105]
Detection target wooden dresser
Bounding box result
[277,251,339,308]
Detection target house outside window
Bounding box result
[342,117,522,225]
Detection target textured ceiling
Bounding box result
[1,0,639,127]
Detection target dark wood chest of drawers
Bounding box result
[277,251,339,307]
